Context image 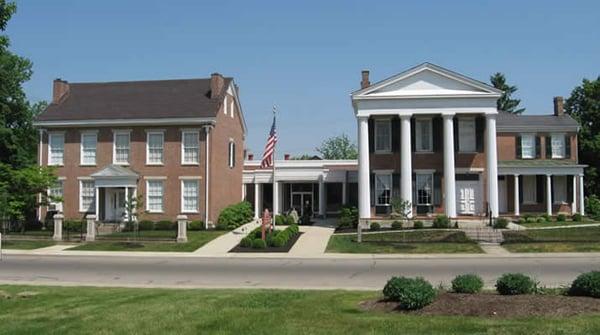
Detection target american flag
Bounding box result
[260,114,277,169]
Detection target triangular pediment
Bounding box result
[91,164,139,178]
[352,63,502,99]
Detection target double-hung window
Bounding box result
[79,180,96,212]
[415,118,432,152]
[113,131,130,165]
[553,176,567,204]
[181,131,199,165]
[374,120,391,152]
[458,118,476,152]
[521,134,535,159]
[48,133,65,166]
[80,132,97,165]
[181,179,199,213]
[228,141,236,168]
[551,134,565,159]
[375,173,392,206]
[146,180,164,213]
[522,175,537,204]
[147,131,164,165]
[416,173,433,205]
[48,180,64,212]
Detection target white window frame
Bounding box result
[146,179,165,213]
[416,173,434,206]
[415,118,433,152]
[230,98,235,118]
[551,133,565,159]
[181,179,199,213]
[146,130,165,165]
[228,140,236,168]
[458,118,476,153]
[113,130,131,165]
[522,175,537,204]
[79,179,96,213]
[80,131,98,166]
[375,173,392,206]
[181,130,200,165]
[48,179,65,212]
[553,175,567,204]
[223,95,228,115]
[48,132,65,166]
[521,134,535,159]
[374,119,392,153]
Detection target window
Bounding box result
[416,174,433,205]
[375,174,392,205]
[79,180,95,212]
[230,98,235,118]
[523,175,537,204]
[228,141,236,168]
[415,118,433,152]
[551,134,565,159]
[80,132,97,165]
[553,176,567,204]
[147,131,164,164]
[374,120,391,152]
[181,180,199,212]
[146,180,164,212]
[48,180,64,212]
[181,131,199,164]
[224,96,228,115]
[521,134,535,159]
[113,131,130,164]
[458,118,476,152]
[48,133,64,165]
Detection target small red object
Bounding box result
[261,209,271,241]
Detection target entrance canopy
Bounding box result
[90,164,139,188]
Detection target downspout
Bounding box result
[204,125,213,229]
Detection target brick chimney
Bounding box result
[553,96,564,116]
[284,154,290,160]
[247,153,254,161]
[52,79,69,104]
[360,70,370,89]
[210,73,225,99]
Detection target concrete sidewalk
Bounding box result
[193,220,260,255]
[288,225,335,256]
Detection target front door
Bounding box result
[456,181,478,215]
[105,188,126,222]
[291,192,313,217]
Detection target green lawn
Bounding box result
[518,219,599,228]
[503,226,600,252]
[326,230,483,254]
[67,230,226,252]
[0,285,599,335]
[0,239,55,250]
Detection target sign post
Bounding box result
[261,209,272,241]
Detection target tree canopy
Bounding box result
[315,134,358,160]
[490,72,526,114]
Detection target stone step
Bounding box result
[461,228,504,243]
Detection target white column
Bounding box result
[579,174,585,216]
[400,114,413,218]
[86,214,96,241]
[443,114,456,218]
[254,183,261,219]
[242,183,246,201]
[273,181,280,215]
[204,125,212,228]
[572,175,577,215]
[95,186,100,220]
[513,175,520,216]
[486,114,499,218]
[37,129,44,222]
[124,186,129,221]
[318,177,325,217]
[176,214,188,243]
[546,174,552,216]
[357,116,371,220]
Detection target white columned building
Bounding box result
[579,174,585,216]
[486,114,499,218]
[400,114,413,218]
[254,183,262,218]
[442,113,456,218]
[357,116,371,221]
[546,174,553,216]
[513,175,520,216]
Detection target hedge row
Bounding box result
[217,201,253,230]
[240,224,300,249]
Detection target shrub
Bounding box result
[64,219,85,233]
[536,217,546,224]
[432,215,450,228]
[413,221,424,229]
[271,235,286,247]
[285,215,296,225]
[251,238,267,249]
[217,201,254,230]
[542,214,552,222]
[383,277,436,310]
[451,274,484,294]
[188,220,205,231]
[339,206,359,229]
[155,220,175,230]
[556,214,567,222]
[391,221,403,230]
[526,216,537,223]
[495,273,536,295]
[138,220,154,231]
[517,218,526,225]
[240,237,253,248]
[493,218,509,229]
[275,215,289,226]
[370,222,381,231]
[586,195,600,219]
[572,213,583,222]
[569,271,600,298]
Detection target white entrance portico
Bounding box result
[90,164,139,223]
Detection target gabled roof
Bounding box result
[35,77,232,123]
[351,62,502,99]
[91,164,139,178]
[497,111,580,132]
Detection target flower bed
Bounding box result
[230,224,302,253]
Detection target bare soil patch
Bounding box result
[360,292,600,318]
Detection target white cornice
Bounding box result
[33,117,217,128]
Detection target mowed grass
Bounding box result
[0,239,55,250]
[67,230,226,252]
[503,226,600,252]
[326,230,483,254]
[1,285,599,335]
[517,219,599,228]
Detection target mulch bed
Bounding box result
[360,292,600,318]
[229,232,303,253]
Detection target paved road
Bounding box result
[1,254,599,290]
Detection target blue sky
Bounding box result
[7,0,600,157]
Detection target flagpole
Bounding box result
[272,105,277,228]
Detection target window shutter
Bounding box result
[433,172,442,206]
[567,175,573,203]
[453,118,459,152]
[412,173,416,205]
[432,117,443,152]
[545,136,552,159]
[516,136,522,159]
[368,119,374,153]
[565,135,571,158]
[391,117,400,152]
[410,118,416,152]
[518,176,523,205]
[535,136,541,159]
[369,173,375,206]
[392,173,400,199]
[536,175,544,204]
[475,116,485,152]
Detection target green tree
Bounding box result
[315,134,358,160]
[565,76,600,197]
[490,73,526,114]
